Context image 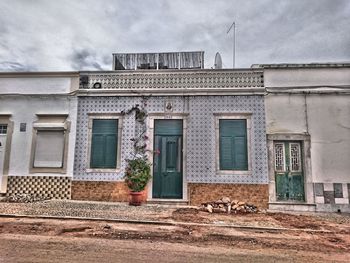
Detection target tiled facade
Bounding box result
[73,96,268,184]
[72,94,268,205]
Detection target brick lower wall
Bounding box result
[188,183,269,209]
[71,181,131,202]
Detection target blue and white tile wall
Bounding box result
[73,96,268,184]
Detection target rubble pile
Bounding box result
[199,197,258,214]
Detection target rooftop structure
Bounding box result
[113,51,204,70]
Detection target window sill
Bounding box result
[30,168,66,174]
[86,168,121,173]
[216,170,252,176]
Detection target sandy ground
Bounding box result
[0,215,349,263]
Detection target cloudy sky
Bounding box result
[0,0,349,71]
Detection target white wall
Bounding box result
[0,74,78,94]
[307,95,350,182]
[0,96,77,177]
[0,74,79,178]
[264,68,350,88]
[265,67,350,183]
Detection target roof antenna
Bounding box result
[227,21,236,68]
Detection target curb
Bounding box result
[0,213,334,233]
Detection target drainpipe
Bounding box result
[304,92,309,135]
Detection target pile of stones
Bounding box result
[3,194,49,203]
[199,197,258,214]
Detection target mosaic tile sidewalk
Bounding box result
[0,200,179,222]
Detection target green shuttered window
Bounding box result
[90,119,118,168]
[219,119,248,170]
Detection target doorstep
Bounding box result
[147,199,189,206]
[268,202,316,212]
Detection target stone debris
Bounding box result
[199,197,258,214]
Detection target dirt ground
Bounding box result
[0,210,349,262]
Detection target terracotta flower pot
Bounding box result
[129,191,144,206]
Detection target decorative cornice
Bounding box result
[79,70,264,94]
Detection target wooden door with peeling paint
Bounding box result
[274,141,305,201]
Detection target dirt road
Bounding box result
[0,217,349,262]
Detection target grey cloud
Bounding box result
[0,0,349,71]
[0,61,37,71]
[71,49,103,70]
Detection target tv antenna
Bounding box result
[227,21,236,68]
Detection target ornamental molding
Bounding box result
[79,70,264,94]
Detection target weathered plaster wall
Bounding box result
[0,95,78,177]
[74,95,268,184]
[306,95,350,183]
[264,68,350,88]
[265,67,350,210]
[0,77,77,94]
[265,93,350,183]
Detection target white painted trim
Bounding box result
[29,115,70,174]
[214,113,252,176]
[147,114,188,201]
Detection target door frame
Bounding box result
[267,133,314,204]
[0,115,14,193]
[147,113,188,201]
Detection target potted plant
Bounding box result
[122,102,152,206]
[124,155,151,206]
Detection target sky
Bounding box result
[0,0,349,71]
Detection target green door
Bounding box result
[153,120,183,199]
[274,141,305,201]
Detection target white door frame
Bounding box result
[0,115,14,193]
[147,113,188,201]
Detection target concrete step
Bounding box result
[147,199,189,206]
[268,202,316,212]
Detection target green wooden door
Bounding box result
[153,120,183,199]
[274,142,305,201]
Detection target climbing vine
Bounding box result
[122,99,152,192]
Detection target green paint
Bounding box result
[153,120,183,199]
[275,142,305,201]
[90,119,118,168]
[219,120,248,170]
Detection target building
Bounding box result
[258,63,350,212]
[72,52,269,207]
[0,72,79,199]
[1,55,349,213]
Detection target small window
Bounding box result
[219,119,248,171]
[30,114,69,173]
[0,124,7,134]
[34,130,65,168]
[90,119,118,169]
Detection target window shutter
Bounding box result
[104,134,117,168]
[220,136,234,170]
[34,130,65,168]
[90,134,105,168]
[219,119,248,170]
[234,136,248,170]
[90,119,118,168]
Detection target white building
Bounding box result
[0,72,79,199]
[257,63,350,212]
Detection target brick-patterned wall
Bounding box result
[72,181,130,202]
[188,183,269,209]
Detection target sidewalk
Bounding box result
[0,200,349,232]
